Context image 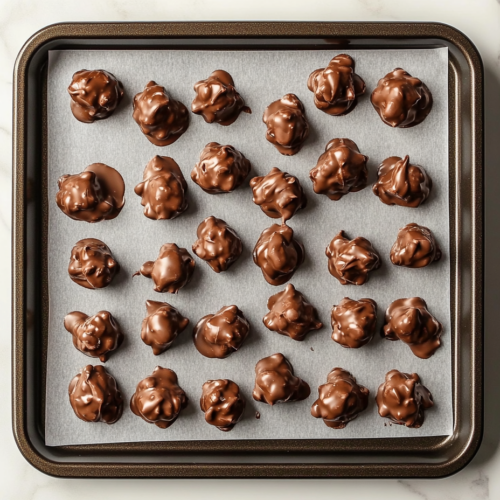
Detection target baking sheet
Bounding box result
[45,48,451,446]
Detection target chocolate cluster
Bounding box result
[263,94,309,155]
[140,300,189,355]
[263,284,322,341]
[325,231,380,285]
[192,216,242,273]
[68,365,123,424]
[68,69,124,123]
[68,238,120,289]
[253,224,305,286]
[331,297,377,348]
[253,353,310,405]
[382,297,443,359]
[372,156,432,208]
[390,223,441,268]
[376,369,433,428]
[311,368,369,428]
[132,81,189,146]
[134,156,188,220]
[191,70,251,125]
[191,142,251,194]
[250,167,307,222]
[200,379,246,432]
[307,54,366,116]
[193,305,250,359]
[56,163,125,222]
[309,139,368,201]
[134,243,195,293]
[130,366,188,428]
[64,310,123,362]
[371,68,433,128]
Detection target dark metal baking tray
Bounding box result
[12,21,483,478]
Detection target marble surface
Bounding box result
[1,0,499,498]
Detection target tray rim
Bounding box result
[12,21,484,479]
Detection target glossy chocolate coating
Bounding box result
[134,243,195,293]
[130,366,188,428]
[56,163,125,222]
[331,298,377,348]
[307,54,366,116]
[64,311,123,362]
[132,81,188,146]
[191,70,251,126]
[191,142,251,194]
[376,369,433,428]
[141,300,189,355]
[390,223,441,268]
[134,156,188,220]
[192,216,242,273]
[250,167,307,223]
[309,138,368,201]
[371,68,433,128]
[253,353,310,405]
[193,305,250,359]
[311,368,369,428]
[382,297,443,359]
[68,69,124,123]
[372,156,432,208]
[326,231,380,285]
[262,94,309,156]
[253,224,305,286]
[200,379,246,432]
[68,238,120,289]
[263,284,322,341]
[68,365,123,424]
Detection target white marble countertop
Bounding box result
[1,1,498,498]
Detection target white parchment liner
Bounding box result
[46,48,451,445]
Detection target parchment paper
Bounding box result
[46,48,451,446]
